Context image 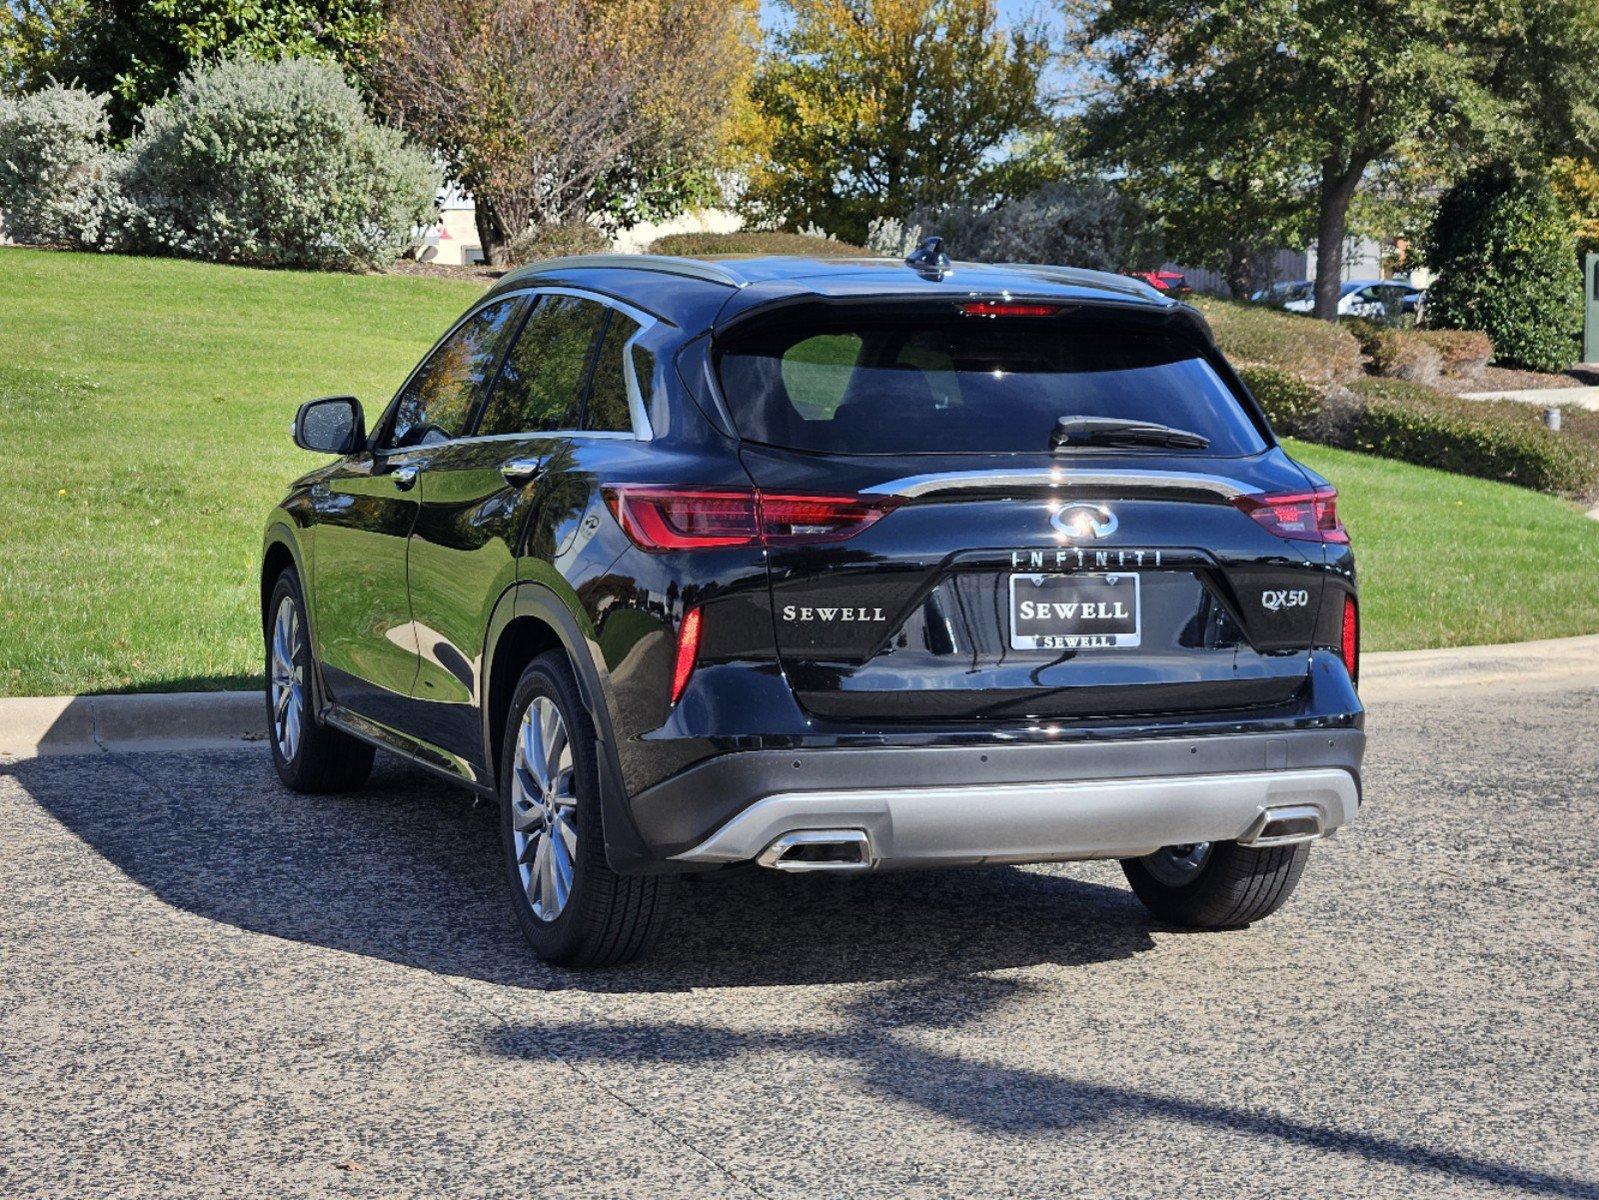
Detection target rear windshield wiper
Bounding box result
[1051,415,1211,451]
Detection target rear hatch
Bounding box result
[715,299,1342,722]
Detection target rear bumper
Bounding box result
[631,727,1365,868]
[671,766,1359,869]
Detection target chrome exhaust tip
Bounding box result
[1239,804,1324,847]
[757,830,873,872]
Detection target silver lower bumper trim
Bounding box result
[670,768,1359,869]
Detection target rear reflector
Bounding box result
[1341,594,1359,685]
[960,301,1061,318]
[1234,487,1348,543]
[671,607,702,704]
[604,486,899,552]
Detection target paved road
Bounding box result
[3,676,1596,1198]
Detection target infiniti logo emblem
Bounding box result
[1051,503,1118,540]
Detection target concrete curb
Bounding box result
[2,634,1597,759]
[0,691,265,759]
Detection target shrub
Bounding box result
[509,221,611,262]
[1342,319,1442,385]
[0,83,121,248]
[911,178,1142,272]
[645,230,868,258]
[1192,297,1363,386]
[1348,379,1599,499]
[1234,366,1333,439]
[1424,164,1581,373]
[118,57,439,271]
[1413,329,1493,380]
[1236,368,1599,499]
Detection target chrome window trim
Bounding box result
[860,468,1256,500]
[374,284,658,452]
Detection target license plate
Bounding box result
[1009,572,1141,650]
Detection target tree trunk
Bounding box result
[473,196,512,267]
[1312,158,1367,321]
[1224,243,1253,301]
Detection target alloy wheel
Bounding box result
[1142,841,1213,887]
[510,696,579,922]
[270,595,305,763]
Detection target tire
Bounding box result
[265,569,375,794]
[1121,839,1310,928]
[499,651,672,967]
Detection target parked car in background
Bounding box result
[1277,279,1424,319]
[262,247,1364,967]
[1129,269,1190,295]
[1250,280,1314,306]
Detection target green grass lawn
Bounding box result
[1288,440,1599,650]
[0,248,484,696]
[1,248,1596,696]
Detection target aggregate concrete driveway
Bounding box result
[2,675,1596,1199]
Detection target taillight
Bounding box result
[1341,594,1359,685]
[603,486,899,552]
[960,300,1061,318]
[671,606,702,704]
[1234,487,1348,544]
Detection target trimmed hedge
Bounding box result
[1344,318,1494,384]
[1350,379,1599,499]
[1237,367,1599,500]
[1234,365,1330,439]
[510,221,611,261]
[1414,329,1493,379]
[646,230,869,258]
[1191,297,1362,386]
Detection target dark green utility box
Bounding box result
[1586,253,1599,365]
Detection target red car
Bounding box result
[1130,269,1190,295]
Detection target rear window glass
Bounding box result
[715,316,1267,456]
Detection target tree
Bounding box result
[375,0,755,266]
[1078,89,1308,298]
[739,0,1048,245]
[1074,0,1599,320]
[0,0,384,135]
[1550,156,1599,259]
[1425,164,1581,373]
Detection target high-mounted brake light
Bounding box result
[1341,594,1359,686]
[671,607,702,704]
[1234,487,1348,544]
[960,301,1061,319]
[603,486,899,552]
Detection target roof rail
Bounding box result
[504,253,747,289]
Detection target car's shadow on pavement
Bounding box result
[481,974,1599,1199]
[9,747,1157,992]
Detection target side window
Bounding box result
[387,298,521,449]
[477,295,608,437]
[586,312,643,433]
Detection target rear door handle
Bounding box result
[391,464,419,490]
[501,457,545,488]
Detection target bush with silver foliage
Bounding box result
[0,83,122,248]
[118,56,439,271]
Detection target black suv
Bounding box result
[261,248,1364,966]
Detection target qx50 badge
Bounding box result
[1261,589,1310,611]
[1051,503,1118,541]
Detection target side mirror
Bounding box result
[293,396,365,454]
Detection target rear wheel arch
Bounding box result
[481,582,655,873]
